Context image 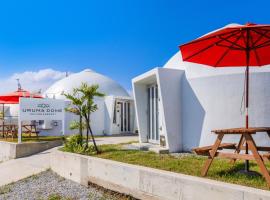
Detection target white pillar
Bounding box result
[18,119,22,143]
[62,119,65,136]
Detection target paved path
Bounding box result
[0,149,53,187]
[0,136,138,187]
[93,135,138,145]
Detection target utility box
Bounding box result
[160,135,166,147]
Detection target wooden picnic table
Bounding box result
[22,124,40,137]
[0,124,39,139]
[193,127,270,186]
[0,124,18,139]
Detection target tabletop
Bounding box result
[212,127,270,134]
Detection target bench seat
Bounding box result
[193,143,236,155]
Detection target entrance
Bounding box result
[147,85,159,144]
[117,101,131,133]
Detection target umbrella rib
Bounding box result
[180,29,240,47]
[252,29,270,42]
[246,29,270,49]
[217,35,245,50]
[253,40,270,49]
[215,44,244,50]
[253,48,262,66]
[249,32,262,66]
[183,31,241,61]
[214,33,243,67]
[250,29,269,48]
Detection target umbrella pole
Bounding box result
[245,65,250,172]
[245,45,250,172]
[2,104,4,138]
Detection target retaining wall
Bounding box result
[50,150,270,200]
[0,140,63,162]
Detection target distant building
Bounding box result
[42,69,135,136]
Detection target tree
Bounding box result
[64,88,84,144]
[78,83,105,153]
[69,120,87,132]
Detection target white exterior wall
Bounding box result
[183,72,270,150]
[133,69,158,144]
[133,68,183,152]
[104,96,114,135]
[133,51,270,152]
[158,68,184,152]
[40,96,135,136]
[104,96,135,135]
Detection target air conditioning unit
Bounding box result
[41,120,53,130]
[160,135,166,147]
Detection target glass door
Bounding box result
[118,101,131,133]
[147,85,159,144]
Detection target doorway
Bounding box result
[116,101,131,133]
[147,85,160,144]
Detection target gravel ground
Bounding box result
[0,170,135,200]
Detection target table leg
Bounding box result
[231,134,245,164]
[244,134,270,186]
[267,131,270,139]
[201,133,224,176]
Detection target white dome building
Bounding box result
[133,24,270,152]
[42,69,135,136]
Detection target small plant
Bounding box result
[63,134,83,153]
[47,193,62,200]
[63,134,96,155]
[0,185,11,195]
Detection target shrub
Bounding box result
[63,134,83,153]
[63,134,96,155]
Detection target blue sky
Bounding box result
[0,0,269,92]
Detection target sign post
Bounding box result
[18,98,65,143]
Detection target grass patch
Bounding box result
[61,143,270,190]
[0,134,109,143]
[0,135,64,143]
[0,185,11,195]
[47,193,61,200]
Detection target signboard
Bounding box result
[19,98,65,121]
[18,98,65,143]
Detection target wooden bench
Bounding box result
[22,125,39,138]
[193,143,236,156]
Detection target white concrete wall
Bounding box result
[41,96,136,136]
[133,68,184,152]
[183,72,270,150]
[133,70,157,143]
[51,150,270,200]
[0,141,17,162]
[0,140,63,162]
[104,96,114,135]
[134,51,270,152]
[157,68,184,152]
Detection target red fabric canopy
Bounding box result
[179,23,270,129]
[179,23,270,67]
[0,89,43,104]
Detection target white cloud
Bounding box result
[0,68,70,94]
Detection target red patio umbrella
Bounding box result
[0,89,43,104]
[0,89,43,137]
[179,23,270,172]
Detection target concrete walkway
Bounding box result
[0,136,138,187]
[93,135,138,145]
[0,148,53,187]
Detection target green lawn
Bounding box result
[0,134,107,143]
[0,135,64,143]
[62,143,270,190]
